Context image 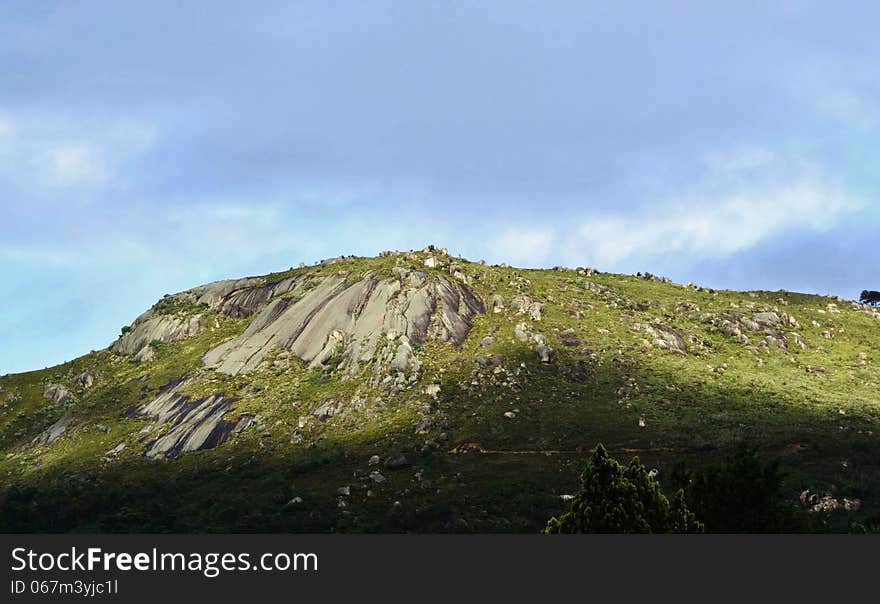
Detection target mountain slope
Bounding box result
[2,247,879,532]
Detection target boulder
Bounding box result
[390,342,417,372]
[491,295,505,313]
[534,344,556,363]
[133,346,155,363]
[652,325,687,354]
[753,312,781,328]
[384,452,416,470]
[30,415,74,447]
[77,373,94,389]
[475,355,504,369]
[43,384,72,405]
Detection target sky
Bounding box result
[1,1,878,374]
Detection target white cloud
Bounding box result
[0,111,156,200]
[492,227,556,267]
[489,147,862,270]
[575,179,857,267]
[793,60,880,130]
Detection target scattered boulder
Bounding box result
[105,442,126,456]
[384,452,416,470]
[312,400,342,422]
[559,331,582,347]
[43,384,72,405]
[512,296,544,321]
[650,325,687,354]
[133,346,155,363]
[414,419,435,435]
[424,384,441,398]
[475,355,504,369]
[77,373,94,389]
[753,312,781,328]
[480,336,497,347]
[534,344,556,363]
[30,415,74,447]
[491,294,505,313]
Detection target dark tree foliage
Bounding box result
[544,444,703,534]
[860,290,880,306]
[671,445,808,533]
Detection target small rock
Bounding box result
[514,323,531,342]
[414,418,435,435]
[133,346,155,363]
[534,344,555,363]
[369,454,381,466]
[384,452,416,470]
[43,384,72,405]
[77,373,94,389]
[424,384,441,398]
[105,442,126,456]
[337,486,351,496]
[475,355,504,368]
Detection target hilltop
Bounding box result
[2,246,879,532]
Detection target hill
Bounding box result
[2,246,879,532]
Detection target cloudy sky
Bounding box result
[2,1,878,373]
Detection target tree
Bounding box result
[671,444,806,533]
[544,444,703,534]
[860,290,880,306]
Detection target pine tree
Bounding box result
[544,444,703,533]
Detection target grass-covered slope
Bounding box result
[1,247,879,532]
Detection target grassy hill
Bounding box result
[2,247,879,532]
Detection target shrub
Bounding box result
[544,444,702,533]
[860,290,880,306]
[671,444,808,533]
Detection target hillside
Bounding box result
[2,246,879,532]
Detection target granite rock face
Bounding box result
[201,271,484,376]
[30,415,74,447]
[128,378,252,460]
[112,312,205,355]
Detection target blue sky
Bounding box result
[1,1,878,374]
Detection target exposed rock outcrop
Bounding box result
[202,272,484,376]
[113,312,204,356]
[31,415,74,447]
[128,378,252,460]
[43,384,72,405]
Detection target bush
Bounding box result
[544,444,702,533]
[671,444,808,533]
[860,290,880,306]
